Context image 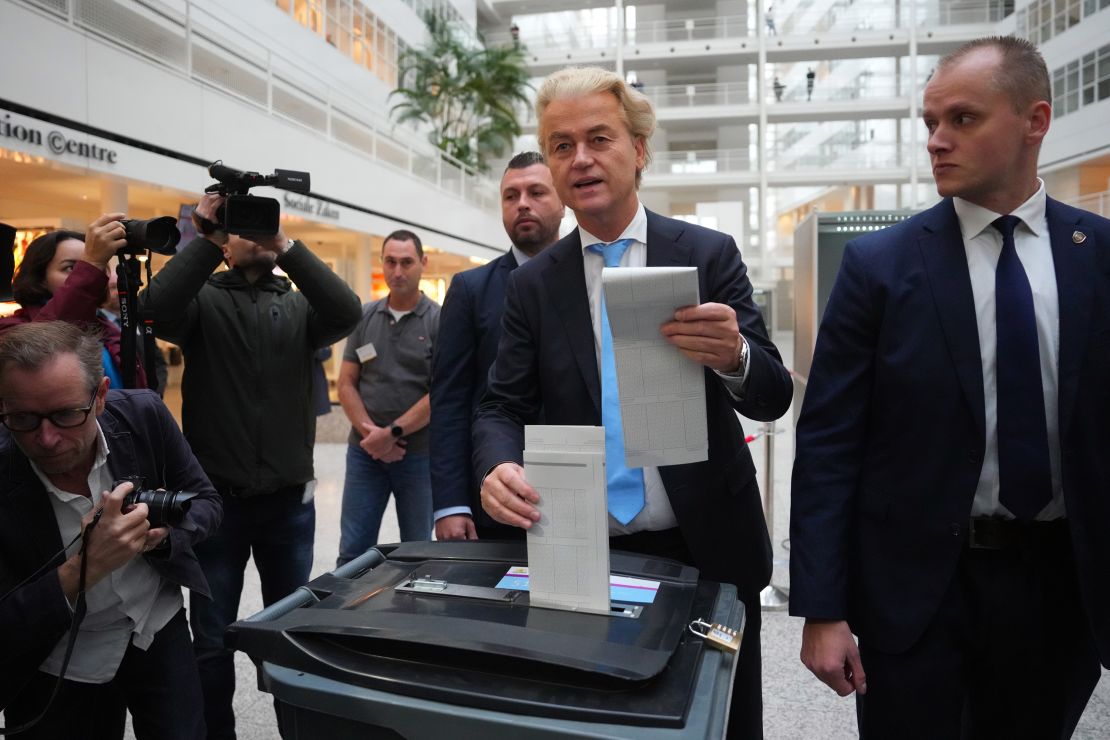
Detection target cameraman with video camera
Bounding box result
[0,321,221,739]
[139,182,360,739]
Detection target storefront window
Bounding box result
[276,0,404,86]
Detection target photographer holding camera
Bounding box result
[139,190,360,739]
[0,213,150,388]
[0,321,221,739]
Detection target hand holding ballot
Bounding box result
[659,301,747,374]
[481,462,541,529]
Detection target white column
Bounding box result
[100,181,128,215]
[354,233,374,302]
[615,0,625,77]
[908,20,920,206]
[756,0,769,284]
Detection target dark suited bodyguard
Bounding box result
[791,37,1110,738]
[139,193,361,739]
[473,67,792,738]
[430,150,565,541]
[0,321,221,739]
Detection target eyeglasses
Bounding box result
[0,389,98,432]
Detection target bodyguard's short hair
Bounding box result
[535,66,656,186]
[382,229,423,258]
[0,321,104,395]
[504,151,546,172]
[937,36,1051,112]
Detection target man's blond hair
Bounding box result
[535,67,656,186]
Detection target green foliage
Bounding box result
[390,11,531,173]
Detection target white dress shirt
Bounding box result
[510,245,533,267]
[36,423,182,682]
[579,203,749,535]
[954,179,1065,520]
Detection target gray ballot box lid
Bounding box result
[228,540,744,735]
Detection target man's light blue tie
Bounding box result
[588,239,646,524]
[993,215,1052,520]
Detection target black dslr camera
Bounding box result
[118,217,181,256]
[204,161,311,237]
[117,479,199,528]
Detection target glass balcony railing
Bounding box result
[626,15,751,45]
[649,141,927,177]
[567,77,913,111]
[496,1,1009,54]
[765,76,907,104]
[651,149,755,175]
[778,0,1009,34]
[767,141,914,171]
[643,83,754,108]
[913,0,1011,26]
[485,27,618,52]
[25,0,499,211]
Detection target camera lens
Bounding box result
[122,217,181,255]
[123,489,198,528]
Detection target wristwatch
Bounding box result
[390,424,404,438]
[721,333,749,378]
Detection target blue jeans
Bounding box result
[189,486,315,740]
[337,444,431,565]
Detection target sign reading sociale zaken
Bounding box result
[283,191,340,220]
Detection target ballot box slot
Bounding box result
[392,576,644,618]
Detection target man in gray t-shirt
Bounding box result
[337,230,440,565]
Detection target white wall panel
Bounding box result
[1041,98,1110,171]
[85,40,204,154]
[0,0,505,257]
[0,2,89,116]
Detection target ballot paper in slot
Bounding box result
[523,425,610,615]
[601,266,709,468]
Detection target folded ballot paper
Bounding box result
[601,266,709,468]
[522,425,611,614]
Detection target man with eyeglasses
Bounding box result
[0,321,221,740]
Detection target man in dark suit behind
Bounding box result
[430,151,564,541]
[473,66,793,737]
[791,37,1110,738]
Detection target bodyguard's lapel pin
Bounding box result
[1072,230,1087,244]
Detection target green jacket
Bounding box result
[140,237,361,490]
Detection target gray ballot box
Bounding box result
[227,541,744,739]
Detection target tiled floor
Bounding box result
[103,338,1110,737]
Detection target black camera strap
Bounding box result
[141,258,159,393]
[0,509,102,735]
[115,256,139,390]
[114,255,160,394]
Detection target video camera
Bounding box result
[204,161,311,237]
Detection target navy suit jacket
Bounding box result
[473,210,793,594]
[0,389,221,706]
[430,249,522,536]
[791,197,1110,665]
